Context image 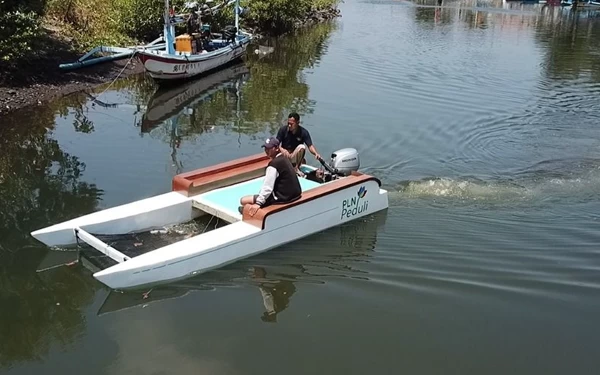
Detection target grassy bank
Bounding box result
[0,0,340,86]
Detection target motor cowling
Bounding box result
[330,148,360,176]
[223,25,237,43]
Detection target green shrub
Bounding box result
[45,0,136,50]
[114,0,165,42]
[0,0,46,14]
[0,11,43,63]
[244,0,312,33]
[0,0,340,66]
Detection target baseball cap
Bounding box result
[261,136,280,149]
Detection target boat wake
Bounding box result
[388,157,600,206]
[397,177,529,201]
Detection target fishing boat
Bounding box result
[559,0,600,6]
[578,0,600,6]
[30,149,389,290]
[58,0,252,74]
[136,0,253,83]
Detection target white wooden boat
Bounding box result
[560,0,600,6]
[136,0,252,83]
[57,0,252,77]
[30,149,389,290]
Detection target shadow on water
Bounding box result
[94,210,388,323]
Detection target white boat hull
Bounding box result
[94,179,388,290]
[137,36,251,82]
[30,153,389,291]
[30,192,200,248]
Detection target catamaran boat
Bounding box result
[30,148,389,290]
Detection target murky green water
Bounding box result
[2,0,600,373]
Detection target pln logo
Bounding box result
[341,185,369,219]
[357,186,367,199]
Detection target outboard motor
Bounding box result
[223,25,237,44]
[310,148,360,183]
[329,148,360,176]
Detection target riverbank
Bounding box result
[0,5,341,118]
[0,39,144,116]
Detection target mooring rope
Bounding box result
[93,50,139,101]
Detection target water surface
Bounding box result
[1,0,600,374]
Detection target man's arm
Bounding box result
[308,145,320,159]
[255,166,278,206]
[276,125,285,142]
[276,126,291,157]
[303,129,321,159]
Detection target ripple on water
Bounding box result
[361,207,600,309]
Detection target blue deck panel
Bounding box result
[199,176,322,215]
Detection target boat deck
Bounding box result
[76,214,229,270]
[192,175,323,223]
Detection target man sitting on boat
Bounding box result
[240,137,302,216]
[276,112,321,176]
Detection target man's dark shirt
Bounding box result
[276,125,313,152]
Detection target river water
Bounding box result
[2,0,600,373]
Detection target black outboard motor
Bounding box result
[223,25,237,44]
[305,148,361,183]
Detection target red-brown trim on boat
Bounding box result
[137,52,192,65]
[172,153,270,196]
[242,172,382,229]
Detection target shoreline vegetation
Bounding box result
[0,0,341,116]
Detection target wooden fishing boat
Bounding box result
[57,0,252,74]
[136,0,252,83]
[30,149,389,290]
[560,0,600,6]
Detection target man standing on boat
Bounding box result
[240,137,302,216]
[276,112,321,175]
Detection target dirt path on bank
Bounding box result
[0,49,145,117]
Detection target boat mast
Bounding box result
[234,0,240,36]
[164,0,175,54]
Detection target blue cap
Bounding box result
[261,136,280,149]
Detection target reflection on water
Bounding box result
[120,21,339,140]
[0,98,105,369]
[140,63,250,133]
[0,21,341,371]
[140,62,251,173]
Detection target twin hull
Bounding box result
[32,179,388,290]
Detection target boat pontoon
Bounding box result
[30,148,389,290]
